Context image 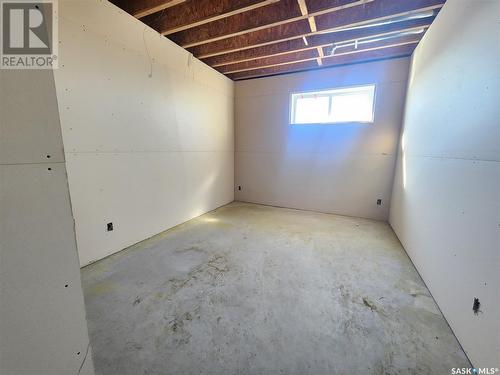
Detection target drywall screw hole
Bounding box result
[64,284,68,287]
[77,352,81,355]
[472,298,481,315]
[48,168,52,171]
[46,155,51,158]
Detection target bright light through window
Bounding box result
[290,85,376,125]
[293,96,330,124]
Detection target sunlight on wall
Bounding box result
[202,217,219,223]
[401,131,407,189]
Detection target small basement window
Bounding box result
[290,84,376,125]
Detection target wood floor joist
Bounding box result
[170,0,371,48]
[217,48,321,74]
[314,0,442,31]
[188,0,444,59]
[296,0,321,65]
[122,0,186,19]
[202,17,434,67]
[142,0,280,35]
[110,0,445,79]
[227,43,417,80]
[218,34,422,74]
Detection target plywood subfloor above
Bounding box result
[110,0,446,79]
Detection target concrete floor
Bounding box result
[82,202,469,375]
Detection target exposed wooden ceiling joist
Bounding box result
[296,0,321,65]
[191,20,311,58]
[142,0,280,35]
[110,0,445,80]
[187,0,443,59]
[220,49,320,75]
[169,0,370,48]
[122,0,186,19]
[227,43,417,80]
[218,33,422,74]
[202,17,434,67]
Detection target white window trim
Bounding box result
[289,84,377,125]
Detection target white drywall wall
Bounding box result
[390,0,500,367]
[235,58,410,220]
[54,0,234,266]
[0,68,94,374]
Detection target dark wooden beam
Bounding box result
[188,19,311,58]
[320,32,422,57]
[216,49,319,74]
[314,0,443,31]
[114,0,186,19]
[219,33,422,74]
[227,43,417,80]
[141,0,279,35]
[169,0,367,48]
[168,0,301,47]
[187,0,443,58]
[203,16,434,67]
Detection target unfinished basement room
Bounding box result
[1,0,499,374]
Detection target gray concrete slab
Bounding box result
[82,202,469,375]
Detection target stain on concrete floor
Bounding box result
[82,202,470,375]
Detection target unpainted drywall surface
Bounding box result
[234,58,410,220]
[54,0,234,266]
[0,70,94,374]
[390,0,500,367]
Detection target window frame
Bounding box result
[289,84,377,126]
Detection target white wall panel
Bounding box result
[236,153,396,220]
[0,165,94,375]
[66,151,234,266]
[54,0,234,266]
[235,58,410,220]
[390,0,500,366]
[235,57,410,98]
[1,67,94,374]
[0,70,65,164]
